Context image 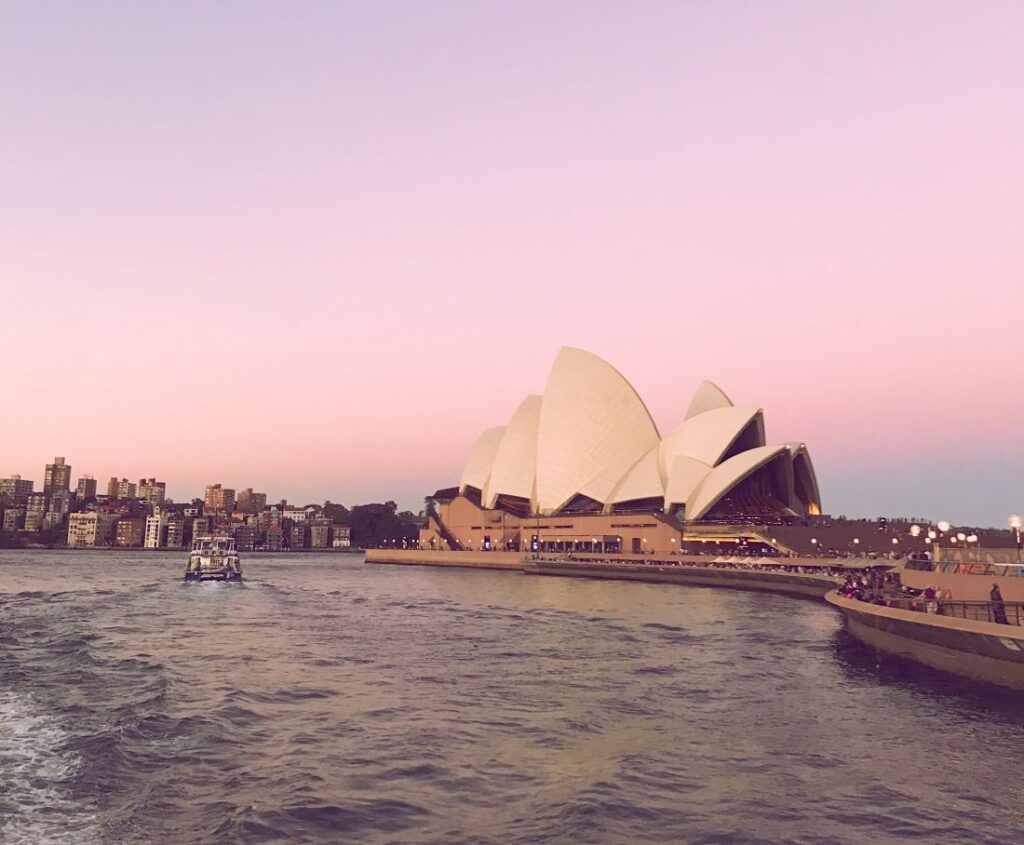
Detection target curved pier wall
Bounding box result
[524,560,836,598]
[827,593,1024,689]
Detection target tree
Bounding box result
[348,501,419,548]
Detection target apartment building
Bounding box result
[204,484,235,513]
[67,512,117,547]
[0,475,33,507]
[44,457,72,495]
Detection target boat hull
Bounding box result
[827,592,1024,690]
[184,569,242,582]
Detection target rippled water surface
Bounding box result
[2,551,1024,844]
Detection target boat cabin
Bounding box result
[191,536,237,555]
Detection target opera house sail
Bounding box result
[424,347,821,554]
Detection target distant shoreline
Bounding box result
[0,546,366,555]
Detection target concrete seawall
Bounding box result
[364,550,836,597]
[523,560,837,598]
[364,549,523,570]
[827,592,1024,689]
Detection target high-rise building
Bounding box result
[236,488,267,514]
[67,512,117,547]
[44,457,72,495]
[75,475,98,501]
[265,526,284,551]
[164,515,185,549]
[204,484,235,513]
[0,475,33,507]
[191,516,211,540]
[48,491,73,518]
[289,523,307,549]
[144,514,167,549]
[233,524,258,551]
[137,478,167,505]
[107,478,137,499]
[2,508,25,531]
[115,517,147,547]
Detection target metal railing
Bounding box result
[905,558,1024,577]
[885,597,1024,626]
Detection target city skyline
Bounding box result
[2,3,1022,525]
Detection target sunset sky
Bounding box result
[2,2,1022,525]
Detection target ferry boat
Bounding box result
[185,536,242,582]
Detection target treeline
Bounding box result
[322,500,421,549]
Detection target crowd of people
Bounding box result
[544,552,853,579]
[838,574,1020,626]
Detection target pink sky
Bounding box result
[1,2,1022,524]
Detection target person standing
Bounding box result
[990,583,1009,625]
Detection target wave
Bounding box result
[0,691,101,845]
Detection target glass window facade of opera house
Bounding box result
[420,347,823,556]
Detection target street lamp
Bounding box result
[1011,515,1023,574]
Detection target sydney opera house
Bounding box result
[421,348,823,555]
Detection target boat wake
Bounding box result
[0,691,100,845]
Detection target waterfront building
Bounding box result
[75,475,97,501]
[115,517,147,547]
[48,490,73,517]
[44,457,72,495]
[284,506,310,523]
[24,491,48,531]
[309,519,332,549]
[258,508,283,531]
[289,523,307,549]
[233,524,258,551]
[237,488,267,514]
[331,524,351,549]
[107,477,137,499]
[422,347,823,555]
[164,514,185,549]
[0,475,34,507]
[137,478,167,505]
[2,508,25,531]
[204,484,235,513]
[43,510,66,531]
[144,514,167,549]
[191,516,211,540]
[67,512,117,547]
[265,526,284,551]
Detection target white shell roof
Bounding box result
[535,347,659,513]
[663,455,712,507]
[658,406,764,474]
[457,349,819,521]
[685,380,733,419]
[482,395,542,508]
[685,444,788,521]
[786,441,822,510]
[458,426,505,494]
[606,446,664,504]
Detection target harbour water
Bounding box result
[2,551,1023,844]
